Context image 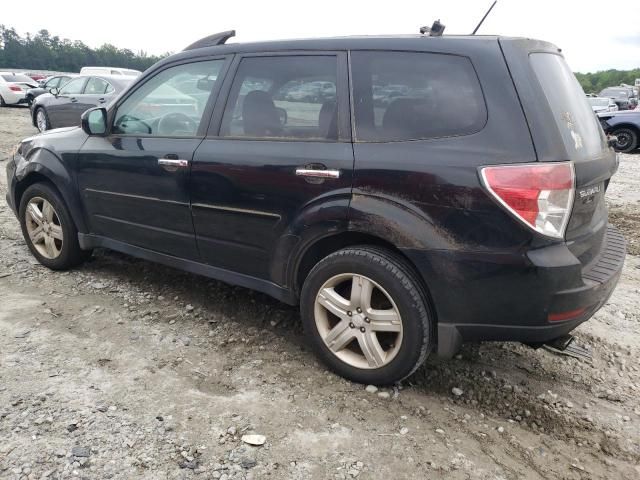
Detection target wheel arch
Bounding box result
[14,153,87,233]
[610,122,640,138]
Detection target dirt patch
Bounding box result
[1,106,640,479]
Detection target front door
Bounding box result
[190,53,353,280]
[76,58,229,259]
[46,76,87,127]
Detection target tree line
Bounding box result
[1,25,638,92]
[576,69,640,95]
[0,25,169,73]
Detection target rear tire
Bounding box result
[611,127,638,153]
[300,246,433,385]
[19,183,86,270]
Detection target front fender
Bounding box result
[14,146,87,233]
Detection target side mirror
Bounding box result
[50,87,60,96]
[81,107,108,136]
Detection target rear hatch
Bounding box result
[499,38,618,268]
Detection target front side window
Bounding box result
[351,51,487,142]
[45,77,60,89]
[85,77,111,95]
[113,59,224,136]
[59,77,85,95]
[220,56,338,140]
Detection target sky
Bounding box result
[3,0,640,73]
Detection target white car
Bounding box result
[587,96,618,113]
[80,66,141,76]
[0,72,38,106]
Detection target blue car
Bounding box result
[599,110,640,152]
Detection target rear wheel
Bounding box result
[300,246,432,385]
[611,127,638,153]
[19,183,86,270]
[35,107,50,132]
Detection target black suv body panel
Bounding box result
[5,35,625,358]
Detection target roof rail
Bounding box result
[183,30,236,51]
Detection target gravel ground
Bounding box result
[1,106,639,480]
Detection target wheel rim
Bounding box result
[24,197,63,259]
[314,273,403,369]
[616,132,631,149]
[36,110,47,132]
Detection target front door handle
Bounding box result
[98,97,106,104]
[295,167,340,179]
[158,157,189,172]
[70,97,77,103]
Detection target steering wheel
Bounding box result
[157,112,198,136]
[115,114,152,134]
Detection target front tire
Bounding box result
[611,127,638,153]
[300,246,433,385]
[35,107,50,132]
[19,183,86,270]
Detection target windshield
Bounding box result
[587,98,609,107]
[600,88,628,98]
[1,74,34,83]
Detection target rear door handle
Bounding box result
[158,157,189,172]
[295,167,340,179]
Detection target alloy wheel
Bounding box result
[36,109,47,132]
[24,197,64,259]
[314,273,403,369]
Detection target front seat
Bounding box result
[242,90,282,137]
[318,100,338,140]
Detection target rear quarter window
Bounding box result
[351,51,487,142]
[529,53,607,161]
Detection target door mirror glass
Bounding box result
[50,87,59,96]
[81,107,107,135]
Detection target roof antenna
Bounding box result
[419,19,446,37]
[471,1,497,35]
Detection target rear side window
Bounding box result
[351,52,486,142]
[530,53,606,161]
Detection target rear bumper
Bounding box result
[405,225,626,357]
[1,90,27,105]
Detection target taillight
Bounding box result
[480,162,575,239]
[9,85,22,92]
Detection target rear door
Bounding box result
[190,52,353,280]
[500,39,617,267]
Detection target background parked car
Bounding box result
[587,96,618,113]
[80,66,141,76]
[31,75,134,131]
[0,72,38,106]
[599,86,638,110]
[599,110,640,152]
[25,75,75,106]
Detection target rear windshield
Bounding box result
[530,53,606,161]
[1,74,34,83]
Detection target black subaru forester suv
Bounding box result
[5,32,625,385]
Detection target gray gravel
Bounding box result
[1,106,639,479]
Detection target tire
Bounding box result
[0,95,6,107]
[35,107,50,132]
[18,183,86,270]
[300,246,433,385]
[611,127,638,153]
[26,95,33,107]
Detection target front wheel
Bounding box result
[300,246,433,385]
[611,127,638,153]
[19,183,87,270]
[35,107,50,132]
